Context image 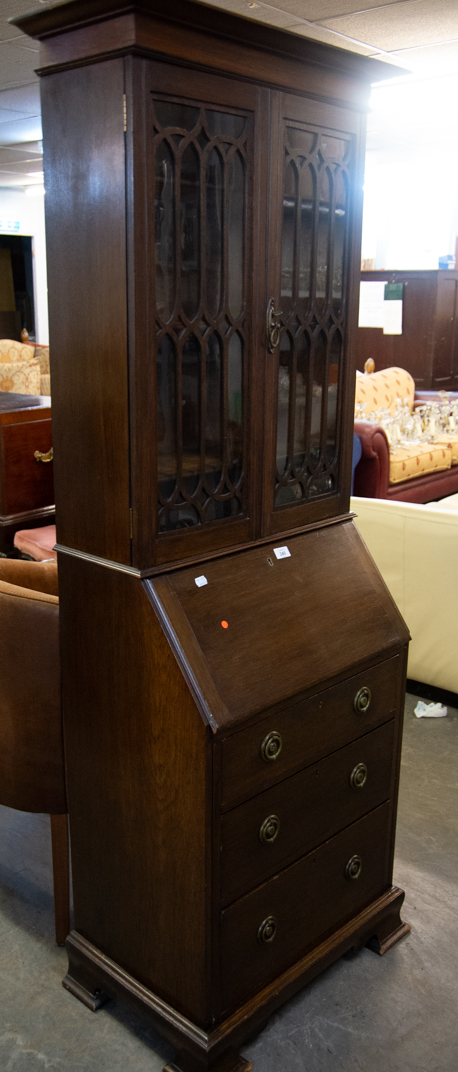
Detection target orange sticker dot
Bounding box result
[221,620,229,629]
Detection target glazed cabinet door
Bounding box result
[127,59,266,569]
[262,93,365,535]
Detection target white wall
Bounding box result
[361,74,458,271]
[0,186,48,344]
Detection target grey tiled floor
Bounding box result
[1,693,457,1071]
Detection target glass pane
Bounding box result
[326,333,340,462]
[299,163,314,300]
[320,136,346,161]
[228,152,245,319]
[316,167,330,308]
[287,128,316,155]
[157,335,177,490]
[206,110,245,139]
[227,332,243,483]
[205,332,222,487]
[154,100,199,132]
[293,333,308,468]
[155,142,175,320]
[181,333,201,488]
[276,333,292,475]
[206,148,223,319]
[180,144,201,320]
[281,160,296,300]
[309,332,326,464]
[333,169,347,311]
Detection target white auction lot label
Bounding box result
[273,546,291,560]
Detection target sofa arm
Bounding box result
[353,420,390,498]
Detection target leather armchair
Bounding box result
[0,559,69,944]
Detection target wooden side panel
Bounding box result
[58,554,211,1025]
[433,275,458,387]
[41,61,131,564]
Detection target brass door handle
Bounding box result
[34,447,53,463]
[267,298,282,352]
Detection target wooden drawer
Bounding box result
[1,418,54,515]
[220,801,391,1012]
[221,657,400,808]
[220,720,395,905]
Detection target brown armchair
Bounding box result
[0,559,69,944]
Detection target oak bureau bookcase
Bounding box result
[16,3,410,1070]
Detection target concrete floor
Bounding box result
[0,692,457,1072]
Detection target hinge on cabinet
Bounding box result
[129,508,133,540]
[123,94,127,133]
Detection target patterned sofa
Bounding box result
[353,367,458,502]
[0,339,50,396]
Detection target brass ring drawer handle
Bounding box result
[345,854,363,881]
[258,915,277,944]
[34,447,53,463]
[354,686,371,714]
[350,763,368,790]
[259,814,280,845]
[261,731,282,763]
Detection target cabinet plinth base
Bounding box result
[63,887,408,1070]
[165,1051,252,1072]
[62,972,110,1012]
[366,920,411,955]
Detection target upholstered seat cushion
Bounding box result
[355,367,415,416]
[388,443,452,484]
[434,434,458,464]
[0,360,41,395]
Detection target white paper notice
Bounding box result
[358,281,387,328]
[383,300,403,335]
[194,575,208,587]
[273,546,291,560]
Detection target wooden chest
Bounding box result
[0,392,54,550]
[57,521,409,1071]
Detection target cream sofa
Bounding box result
[0,339,50,396]
[351,494,458,694]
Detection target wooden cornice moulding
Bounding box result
[12,0,403,100]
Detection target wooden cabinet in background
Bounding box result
[17,2,409,1071]
[357,269,458,389]
[0,392,54,551]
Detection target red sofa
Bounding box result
[353,419,458,502]
[353,368,458,502]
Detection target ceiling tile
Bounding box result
[200,0,304,28]
[0,115,42,143]
[0,145,42,165]
[263,0,404,21]
[0,83,40,113]
[318,0,458,53]
[0,39,39,89]
[388,37,458,74]
[284,20,380,54]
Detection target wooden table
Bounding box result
[0,392,54,552]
